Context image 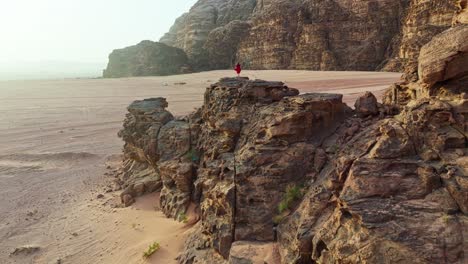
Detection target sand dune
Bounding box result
[0,70,400,264]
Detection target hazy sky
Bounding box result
[0,0,197,78]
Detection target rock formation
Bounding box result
[116,97,197,219]
[160,0,257,70]
[104,0,465,76]
[116,19,468,262]
[382,0,461,75]
[103,40,190,78]
[159,0,465,72]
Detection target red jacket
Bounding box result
[235,64,241,74]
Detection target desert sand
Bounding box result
[0,70,401,264]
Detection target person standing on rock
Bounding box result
[235,63,242,76]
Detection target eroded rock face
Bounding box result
[103,40,190,78]
[171,79,355,263]
[192,78,351,260]
[418,25,468,88]
[159,0,466,72]
[384,24,468,109]
[117,98,172,204]
[160,0,257,70]
[118,23,467,264]
[203,20,252,69]
[238,0,407,71]
[117,98,195,218]
[383,0,459,75]
[162,0,409,71]
[104,0,464,74]
[275,26,468,264]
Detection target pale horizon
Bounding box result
[0,0,197,80]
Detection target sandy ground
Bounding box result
[0,70,401,264]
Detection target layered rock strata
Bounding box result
[105,0,465,76]
[117,97,194,218]
[160,0,464,72]
[160,0,257,70]
[117,25,467,264]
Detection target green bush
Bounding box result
[143,242,160,258]
[178,212,188,223]
[277,184,304,214]
[278,200,289,214]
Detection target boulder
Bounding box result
[354,91,379,117]
[418,25,468,87]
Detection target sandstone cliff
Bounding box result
[160,0,256,70]
[160,0,464,72]
[103,40,190,78]
[382,0,461,75]
[104,0,464,76]
[115,20,468,263]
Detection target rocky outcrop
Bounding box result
[116,98,195,219]
[103,40,190,78]
[418,25,468,88]
[384,24,468,109]
[382,0,460,74]
[116,98,171,206]
[185,78,351,261]
[116,20,467,264]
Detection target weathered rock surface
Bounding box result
[354,91,379,117]
[103,40,190,78]
[203,20,252,70]
[162,0,409,71]
[238,0,408,71]
[159,0,465,72]
[418,25,468,88]
[117,19,467,264]
[384,24,468,109]
[383,0,460,75]
[191,78,351,260]
[228,241,279,264]
[117,97,195,218]
[105,0,465,74]
[160,0,256,70]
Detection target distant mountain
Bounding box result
[103,41,190,78]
